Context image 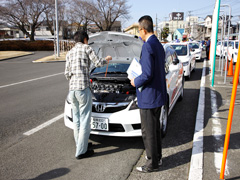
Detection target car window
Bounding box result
[236,42,239,49]
[91,63,130,74]
[171,45,188,56]
[190,43,199,49]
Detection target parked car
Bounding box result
[168,42,196,79]
[228,40,239,63]
[64,32,184,137]
[189,41,202,61]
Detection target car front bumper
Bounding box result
[64,100,142,137]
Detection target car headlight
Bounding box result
[182,61,189,66]
[129,100,139,110]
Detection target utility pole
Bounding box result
[55,0,60,57]
[156,14,158,39]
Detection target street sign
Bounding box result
[169,12,184,21]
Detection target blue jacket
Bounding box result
[134,35,167,109]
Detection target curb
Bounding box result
[32,60,65,63]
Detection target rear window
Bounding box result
[190,43,199,49]
[171,45,188,56]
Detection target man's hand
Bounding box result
[130,78,135,87]
[105,56,112,61]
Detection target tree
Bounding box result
[82,0,131,31]
[68,0,92,32]
[0,0,55,41]
[161,27,169,41]
[44,0,66,36]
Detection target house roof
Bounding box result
[176,28,184,34]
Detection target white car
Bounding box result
[168,42,196,79]
[64,32,184,137]
[189,41,202,60]
[228,40,239,63]
[216,41,224,56]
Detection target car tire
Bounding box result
[178,76,184,101]
[160,103,168,138]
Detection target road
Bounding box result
[0,52,203,180]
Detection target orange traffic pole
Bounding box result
[220,45,240,179]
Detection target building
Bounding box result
[173,29,185,41]
[123,23,139,36]
[0,22,23,39]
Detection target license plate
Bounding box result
[91,117,109,131]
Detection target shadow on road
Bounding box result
[19,168,70,180]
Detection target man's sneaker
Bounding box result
[76,149,94,160]
[136,165,158,173]
[145,155,162,166]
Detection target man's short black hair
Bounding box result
[138,15,154,33]
[74,30,89,43]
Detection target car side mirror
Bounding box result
[173,58,179,65]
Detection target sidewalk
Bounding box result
[0,51,34,61]
[0,51,66,62]
[203,58,240,180]
[32,52,66,63]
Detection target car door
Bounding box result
[189,44,196,71]
[166,48,179,106]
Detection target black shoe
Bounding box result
[88,142,93,149]
[136,165,158,173]
[76,149,94,160]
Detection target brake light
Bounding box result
[126,91,129,94]
[90,79,93,83]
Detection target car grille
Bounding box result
[92,105,128,113]
[92,102,130,113]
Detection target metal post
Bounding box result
[221,4,231,84]
[55,0,60,57]
[221,13,226,76]
[218,11,224,71]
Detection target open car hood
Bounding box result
[89,31,143,62]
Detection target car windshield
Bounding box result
[190,43,199,49]
[171,45,188,56]
[91,63,130,74]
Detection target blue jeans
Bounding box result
[68,88,92,157]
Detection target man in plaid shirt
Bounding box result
[65,31,112,159]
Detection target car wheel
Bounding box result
[160,104,168,138]
[178,76,184,101]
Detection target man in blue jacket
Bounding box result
[131,15,167,173]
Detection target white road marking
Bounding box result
[188,60,206,180]
[23,113,64,136]
[0,72,64,89]
[211,89,229,176]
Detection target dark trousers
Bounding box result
[206,46,210,60]
[140,107,162,169]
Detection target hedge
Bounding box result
[0,40,54,51]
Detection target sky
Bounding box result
[122,0,240,29]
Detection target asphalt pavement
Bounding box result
[0,51,240,179]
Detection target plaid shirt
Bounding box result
[65,42,107,91]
